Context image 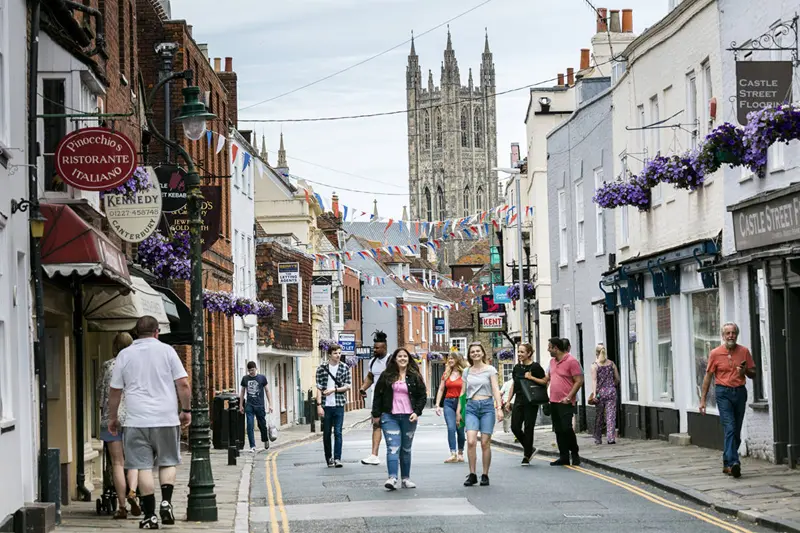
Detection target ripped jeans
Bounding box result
[380,413,418,480]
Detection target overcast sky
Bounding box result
[171,0,668,219]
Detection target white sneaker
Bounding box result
[251,447,257,453]
[384,477,398,491]
[361,454,380,465]
[401,479,416,489]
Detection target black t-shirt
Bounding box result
[512,362,546,405]
[241,374,268,408]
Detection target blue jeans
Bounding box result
[245,403,267,448]
[443,398,465,453]
[380,413,417,479]
[716,385,747,467]
[465,398,496,434]
[322,406,345,461]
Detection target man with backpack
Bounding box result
[316,345,352,467]
[358,330,390,465]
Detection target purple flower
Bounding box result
[202,289,276,318]
[496,349,514,361]
[137,230,191,280]
[506,282,534,302]
[692,122,746,176]
[318,339,339,352]
[100,167,151,198]
[742,105,800,177]
[345,356,359,368]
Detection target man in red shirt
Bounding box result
[545,337,584,466]
[699,322,756,479]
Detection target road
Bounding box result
[248,411,769,533]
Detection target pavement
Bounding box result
[247,410,771,533]
[492,422,800,533]
[54,408,371,532]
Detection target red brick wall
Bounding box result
[342,268,361,344]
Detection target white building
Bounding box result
[230,130,259,385]
[0,0,37,528]
[608,0,727,446]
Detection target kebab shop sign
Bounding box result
[55,127,137,191]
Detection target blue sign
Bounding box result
[434,318,446,335]
[337,333,356,355]
[493,285,511,304]
[356,346,373,360]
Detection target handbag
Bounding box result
[518,372,548,405]
[457,368,468,429]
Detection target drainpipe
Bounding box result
[43,0,90,47]
[61,0,106,57]
[72,276,91,501]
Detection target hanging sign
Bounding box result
[492,285,511,304]
[356,346,373,360]
[278,262,300,284]
[433,318,446,334]
[160,185,222,252]
[311,285,332,306]
[479,312,506,332]
[337,332,356,355]
[731,187,800,251]
[735,61,793,125]
[104,171,162,243]
[55,127,137,191]
[155,165,188,213]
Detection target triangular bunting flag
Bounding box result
[231,144,239,163]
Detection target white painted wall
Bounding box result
[0,0,37,523]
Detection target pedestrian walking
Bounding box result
[371,348,427,491]
[507,343,546,465]
[545,337,584,466]
[239,361,274,452]
[457,342,504,487]
[315,345,352,468]
[590,344,620,445]
[108,316,192,529]
[359,330,390,465]
[699,322,756,478]
[500,377,513,433]
[434,351,466,463]
[96,332,141,519]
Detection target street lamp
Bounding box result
[11,199,48,238]
[145,69,218,522]
[493,167,526,359]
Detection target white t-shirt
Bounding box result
[369,356,389,388]
[110,337,188,427]
[325,363,340,407]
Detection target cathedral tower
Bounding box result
[406,30,498,227]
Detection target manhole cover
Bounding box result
[553,500,607,511]
[727,485,790,497]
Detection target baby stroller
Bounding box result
[95,442,117,515]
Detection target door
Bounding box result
[605,308,621,434]
[576,323,587,432]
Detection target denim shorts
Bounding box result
[465,398,495,434]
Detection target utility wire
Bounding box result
[263,150,407,189]
[238,0,495,111]
[288,173,496,198]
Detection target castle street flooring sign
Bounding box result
[735,61,793,125]
[54,127,137,191]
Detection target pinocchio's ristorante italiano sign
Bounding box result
[55,127,137,191]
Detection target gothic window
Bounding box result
[461,108,469,148]
[423,111,431,149]
[477,186,484,212]
[424,187,432,221]
[437,186,445,220]
[436,109,443,148]
[474,108,483,148]
[463,186,470,216]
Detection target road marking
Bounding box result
[494,447,754,533]
[281,497,483,521]
[264,438,325,533]
[264,451,279,533]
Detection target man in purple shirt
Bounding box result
[545,337,584,466]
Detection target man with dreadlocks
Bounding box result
[359,330,391,465]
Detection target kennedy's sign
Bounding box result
[104,170,162,243]
[732,189,800,251]
[735,61,793,125]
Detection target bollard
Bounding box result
[227,396,239,466]
[308,389,316,433]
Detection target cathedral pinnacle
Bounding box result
[484,28,491,55]
[410,31,416,56]
[260,134,268,163]
[446,25,453,51]
[278,133,287,168]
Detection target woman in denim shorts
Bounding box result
[456,342,504,487]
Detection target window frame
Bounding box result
[407,308,414,341]
[460,107,469,148]
[701,60,713,136]
[686,71,698,149]
[562,305,572,340]
[463,186,470,217]
[649,96,663,204]
[594,168,605,255]
[689,289,720,410]
[474,109,483,148]
[651,297,675,404]
[0,0,8,150]
[574,180,585,261]
[557,189,568,267]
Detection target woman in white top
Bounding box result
[456,342,504,487]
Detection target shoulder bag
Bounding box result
[458,368,468,429]
[517,366,548,405]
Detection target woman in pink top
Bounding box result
[371,348,428,491]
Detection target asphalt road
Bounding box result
[249,411,770,533]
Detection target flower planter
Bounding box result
[715,148,737,164]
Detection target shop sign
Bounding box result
[492,285,511,304]
[356,346,373,360]
[337,332,356,355]
[311,285,331,306]
[433,317,446,334]
[55,127,137,191]
[735,61,793,125]
[155,165,189,213]
[732,189,800,251]
[160,185,222,252]
[278,263,300,284]
[104,174,162,243]
[479,312,506,332]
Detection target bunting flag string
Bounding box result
[361,296,481,314]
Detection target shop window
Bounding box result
[652,298,674,402]
[42,79,67,192]
[690,290,720,408]
[626,308,638,402]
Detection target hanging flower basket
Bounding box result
[100,167,151,198]
[743,104,800,177]
[660,154,705,191]
[506,282,534,302]
[427,352,443,361]
[496,349,514,361]
[137,230,191,280]
[202,290,276,318]
[593,180,629,209]
[318,339,339,352]
[624,177,652,212]
[345,356,359,368]
[692,122,746,176]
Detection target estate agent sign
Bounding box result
[103,170,162,243]
[732,187,800,251]
[55,127,137,190]
[735,61,793,125]
[278,263,300,284]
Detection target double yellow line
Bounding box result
[264,441,308,533]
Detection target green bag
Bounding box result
[458,368,468,429]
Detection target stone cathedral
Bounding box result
[405,30,499,269]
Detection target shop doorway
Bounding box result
[770,284,800,467]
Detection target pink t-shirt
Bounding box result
[547,354,583,404]
[391,381,413,414]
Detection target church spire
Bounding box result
[481,27,495,88]
[446,25,453,51]
[407,31,420,89]
[442,26,460,86]
[277,133,287,168]
[484,28,491,55]
[410,31,416,56]
[260,134,268,163]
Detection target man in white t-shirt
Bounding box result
[108,316,191,530]
[358,330,390,465]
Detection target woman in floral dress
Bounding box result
[590,344,620,445]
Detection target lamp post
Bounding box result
[493,167,525,362]
[144,70,218,522]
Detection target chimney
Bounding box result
[609,10,621,33]
[622,9,633,32]
[332,193,340,217]
[596,7,608,33]
[213,58,221,72]
[198,43,209,60]
[557,73,565,86]
[580,48,590,70]
[567,68,575,86]
[511,143,520,167]
[225,57,233,72]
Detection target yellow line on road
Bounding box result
[264,450,279,533]
[494,446,753,533]
[263,437,324,533]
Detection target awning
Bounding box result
[257,345,314,358]
[84,276,171,333]
[40,204,131,287]
[155,285,192,346]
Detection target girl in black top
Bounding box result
[505,343,546,464]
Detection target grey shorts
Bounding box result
[123,426,181,470]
